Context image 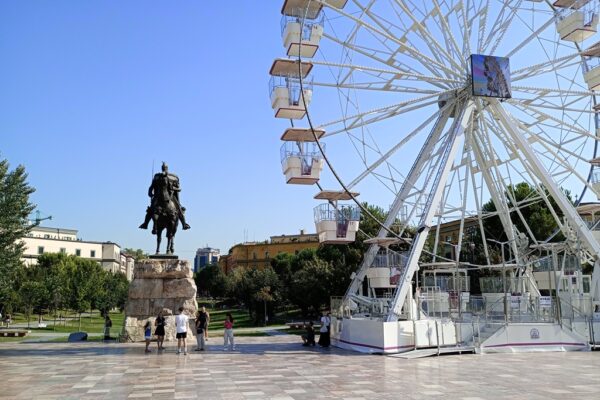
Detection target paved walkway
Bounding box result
[1,335,599,399]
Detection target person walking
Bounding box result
[175,307,189,355]
[154,311,166,351]
[195,310,207,351]
[318,311,331,348]
[144,321,152,353]
[223,313,235,351]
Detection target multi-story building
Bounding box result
[194,247,220,272]
[120,253,135,281]
[21,226,133,280]
[219,230,319,273]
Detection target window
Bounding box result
[265,251,270,259]
[252,252,257,260]
[37,246,44,255]
[90,250,96,258]
[59,248,66,254]
[75,249,81,257]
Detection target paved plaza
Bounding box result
[1,335,599,399]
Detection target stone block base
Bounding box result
[123,258,197,342]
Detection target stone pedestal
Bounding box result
[123,258,197,342]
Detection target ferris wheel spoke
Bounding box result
[505,12,556,58]
[482,0,524,56]
[512,100,596,139]
[318,90,450,134]
[384,0,464,73]
[310,59,463,85]
[511,53,583,82]
[344,104,453,190]
[319,1,463,79]
[320,32,449,90]
[507,98,595,115]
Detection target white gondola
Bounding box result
[269,59,313,119]
[366,249,407,289]
[314,203,360,244]
[556,1,598,42]
[281,13,324,58]
[281,0,348,19]
[280,141,324,184]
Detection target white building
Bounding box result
[21,226,133,280]
[194,247,220,272]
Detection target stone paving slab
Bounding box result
[1,335,599,399]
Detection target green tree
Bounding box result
[66,257,104,330]
[195,264,228,298]
[289,258,333,316]
[0,158,35,311]
[95,271,129,316]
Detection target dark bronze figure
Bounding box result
[139,162,190,254]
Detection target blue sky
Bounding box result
[1,1,320,258]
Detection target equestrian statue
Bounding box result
[139,162,190,254]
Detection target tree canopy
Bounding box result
[0,157,35,310]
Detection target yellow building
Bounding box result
[220,230,319,273]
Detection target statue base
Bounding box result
[149,254,179,260]
[123,258,197,342]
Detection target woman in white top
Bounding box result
[318,311,331,347]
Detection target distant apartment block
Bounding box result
[194,247,220,272]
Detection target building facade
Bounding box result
[194,247,221,272]
[21,226,133,280]
[219,230,319,273]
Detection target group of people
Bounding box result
[301,311,331,347]
[142,306,234,355]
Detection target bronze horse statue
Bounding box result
[139,162,190,254]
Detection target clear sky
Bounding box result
[1,1,320,258]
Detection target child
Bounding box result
[144,321,152,353]
[301,321,316,346]
[223,313,235,351]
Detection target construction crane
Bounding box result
[31,210,52,226]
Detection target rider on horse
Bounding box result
[139,162,191,234]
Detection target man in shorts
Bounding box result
[175,307,189,355]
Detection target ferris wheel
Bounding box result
[269,0,600,326]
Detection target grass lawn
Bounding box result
[6,310,125,335]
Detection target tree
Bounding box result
[66,257,104,330]
[195,264,228,298]
[289,258,333,316]
[95,270,129,316]
[0,157,35,310]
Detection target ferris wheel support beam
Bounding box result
[470,109,520,259]
[387,101,475,321]
[342,106,453,301]
[490,99,600,301]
